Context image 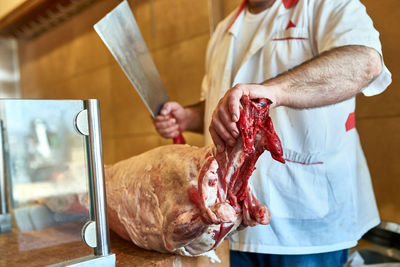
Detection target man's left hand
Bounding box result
[209,83,280,152]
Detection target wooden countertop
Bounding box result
[0,223,92,266]
[0,224,229,266]
[110,232,229,267]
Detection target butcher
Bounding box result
[153,0,392,266]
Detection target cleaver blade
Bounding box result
[94,0,185,144]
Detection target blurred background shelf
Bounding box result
[0,0,96,40]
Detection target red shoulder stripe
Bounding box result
[225,0,248,33]
[282,0,299,9]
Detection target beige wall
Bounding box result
[18,0,208,165]
[18,0,399,223]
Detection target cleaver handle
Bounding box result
[161,106,186,144]
[173,132,186,144]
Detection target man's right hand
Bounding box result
[153,102,187,139]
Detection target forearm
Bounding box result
[182,100,205,133]
[208,46,383,150]
[265,45,383,108]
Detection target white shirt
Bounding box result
[232,8,268,78]
[201,0,392,254]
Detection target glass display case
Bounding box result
[0,99,115,266]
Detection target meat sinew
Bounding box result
[105,96,285,256]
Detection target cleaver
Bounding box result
[94,0,185,144]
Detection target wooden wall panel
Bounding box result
[357,0,400,222]
[130,0,209,51]
[358,117,400,223]
[357,0,399,119]
[18,0,209,165]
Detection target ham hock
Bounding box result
[105,96,285,256]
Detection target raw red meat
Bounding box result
[105,96,284,256]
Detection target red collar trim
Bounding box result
[225,0,299,33]
[225,0,248,33]
[282,0,299,9]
